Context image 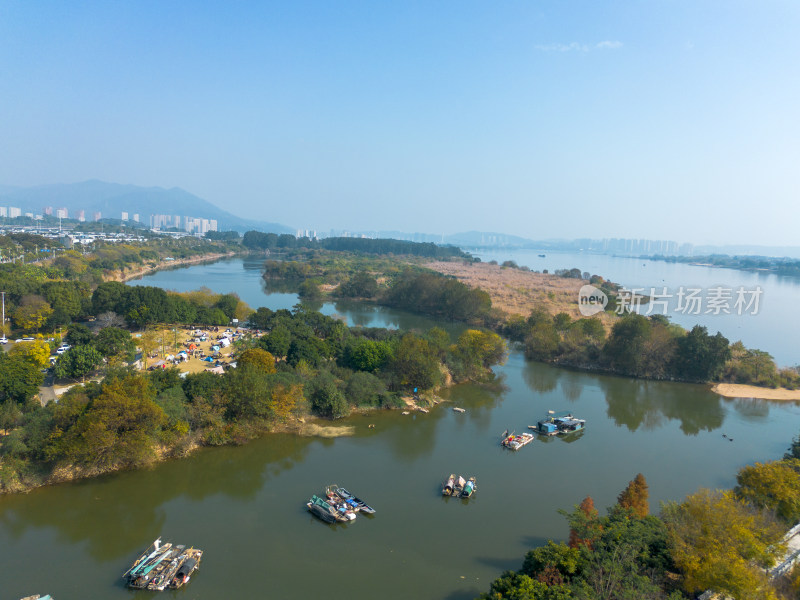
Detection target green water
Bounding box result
[2,259,799,599]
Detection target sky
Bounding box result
[0,1,798,245]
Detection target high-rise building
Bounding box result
[0,207,7,217]
[56,207,68,219]
[77,210,85,222]
[121,211,129,221]
[93,211,102,221]
[8,207,21,218]
[133,214,140,223]
[44,206,53,216]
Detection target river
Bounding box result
[1,256,799,599]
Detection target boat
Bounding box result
[307,494,355,523]
[461,477,477,498]
[334,486,376,514]
[168,548,203,589]
[536,411,585,436]
[442,473,456,496]
[453,475,466,496]
[452,407,465,413]
[123,539,203,590]
[501,432,534,450]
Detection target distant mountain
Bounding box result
[0,180,293,233]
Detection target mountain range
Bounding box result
[0,180,294,233]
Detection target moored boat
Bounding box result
[442,473,456,496]
[335,487,376,514]
[501,432,534,450]
[307,494,355,523]
[461,476,477,498]
[453,475,466,496]
[169,548,203,589]
[536,411,585,436]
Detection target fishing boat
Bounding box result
[442,473,456,496]
[168,548,203,589]
[501,432,534,450]
[461,477,477,498]
[453,475,466,496]
[536,411,586,436]
[307,494,355,523]
[335,486,376,514]
[452,407,465,413]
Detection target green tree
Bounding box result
[671,326,731,382]
[54,345,103,381]
[259,325,291,358]
[308,372,348,419]
[344,371,387,407]
[65,323,94,346]
[603,314,652,376]
[0,353,44,404]
[94,326,136,361]
[388,334,442,391]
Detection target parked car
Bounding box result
[16,337,35,343]
[56,344,71,355]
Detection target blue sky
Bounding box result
[1,1,798,244]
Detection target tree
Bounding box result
[663,488,784,599]
[308,372,348,419]
[12,295,53,331]
[568,496,599,549]
[271,381,304,422]
[238,348,277,373]
[0,353,44,404]
[477,571,572,600]
[338,272,379,298]
[603,314,652,376]
[51,376,166,468]
[8,339,52,369]
[65,323,94,346]
[671,326,731,382]
[388,334,441,391]
[94,326,135,361]
[345,371,387,407]
[617,473,649,518]
[735,459,800,525]
[259,325,292,358]
[54,345,103,381]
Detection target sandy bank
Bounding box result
[712,383,800,401]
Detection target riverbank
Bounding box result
[712,383,800,401]
[106,251,238,283]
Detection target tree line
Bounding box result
[243,230,471,259]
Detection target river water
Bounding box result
[1,256,799,599]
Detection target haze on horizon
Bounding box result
[1,1,798,247]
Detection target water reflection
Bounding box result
[0,433,313,560]
[600,377,725,435]
[522,362,559,394]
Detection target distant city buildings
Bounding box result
[44,206,53,216]
[121,211,129,221]
[0,208,7,218]
[56,207,68,219]
[93,211,102,221]
[77,210,85,222]
[296,229,317,239]
[151,213,217,235]
[8,207,21,218]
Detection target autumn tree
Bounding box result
[568,496,599,549]
[617,473,650,518]
[8,339,52,369]
[735,459,800,525]
[12,295,53,331]
[663,488,785,600]
[238,348,277,373]
[271,382,304,422]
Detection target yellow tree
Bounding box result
[139,327,160,369]
[12,295,53,331]
[238,348,277,373]
[8,339,52,369]
[736,459,800,524]
[664,488,785,600]
[271,383,304,422]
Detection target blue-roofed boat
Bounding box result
[536,411,585,436]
